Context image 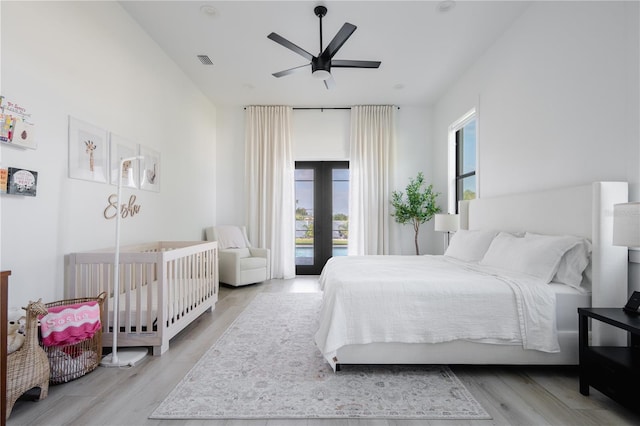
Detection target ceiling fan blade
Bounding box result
[320,23,357,60]
[331,59,381,68]
[268,32,314,61]
[272,63,310,78]
[324,75,336,90]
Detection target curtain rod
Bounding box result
[242,107,350,111]
[243,106,400,111]
[293,107,350,111]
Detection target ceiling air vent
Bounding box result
[197,55,213,65]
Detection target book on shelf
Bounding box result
[0,169,7,194]
[10,118,36,149]
[7,167,38,197]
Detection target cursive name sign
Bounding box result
[104,194,142,219]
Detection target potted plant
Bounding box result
[391,172,441,255]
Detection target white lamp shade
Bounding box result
[613,202,640,248]
[434,214,460,232]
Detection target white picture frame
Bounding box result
[68,116,108,183]
[109,133,139,188]
[139,145,160,192]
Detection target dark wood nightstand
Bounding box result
[578,307,640,411]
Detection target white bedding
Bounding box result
[315,255,561,370]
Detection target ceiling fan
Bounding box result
[267,5,381,89]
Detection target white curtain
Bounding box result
[245,106,296,279]
[348,105,396,255]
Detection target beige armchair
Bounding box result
[205,225,271,287]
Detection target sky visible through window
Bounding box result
[459,118,477,201]
[295,168,349,217]
[462,120,476,174]
[332,169,349,216]
[295,169,314,216]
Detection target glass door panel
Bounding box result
[295,168,314,266]
[332,168,349,258]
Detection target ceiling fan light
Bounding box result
[312,69,331,80]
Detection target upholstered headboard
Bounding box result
[460,182,629,345]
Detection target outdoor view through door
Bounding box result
[295,162,349,274]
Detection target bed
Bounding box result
[67,241,219,355]
[315,182,629,370]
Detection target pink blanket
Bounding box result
[40,301,101,347]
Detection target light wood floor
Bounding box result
[7,276,640,426]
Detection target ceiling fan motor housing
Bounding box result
[312,55,331,74]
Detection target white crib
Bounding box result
[67,241,218,355]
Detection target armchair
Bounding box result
[205,225,271,287]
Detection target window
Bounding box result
[448,110,477,213]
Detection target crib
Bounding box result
[67,241,218,356]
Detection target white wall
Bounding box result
[293,109,350,161]
[0,2,217,313]
[215,106,245,226]
[394,106,438,255]
[215,105,435,255]
[433,1,639,285]
[434,1,639,202]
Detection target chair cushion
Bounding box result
[224,248,252,258]
[240,256,267,270]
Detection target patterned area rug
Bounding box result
[150,292,491,420]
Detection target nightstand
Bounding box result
[578,307,640,410]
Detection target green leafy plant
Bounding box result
[391,172,441,255]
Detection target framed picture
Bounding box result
[68,116,108,183]
[7,167,38,196]
[139,145,160,192]
[110,133,139,188]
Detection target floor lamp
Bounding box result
[100,156,148,368]
[434,214,460,252]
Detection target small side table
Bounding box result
[578,307,640,410]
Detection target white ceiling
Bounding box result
[120,1,531,107]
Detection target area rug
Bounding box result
[150,292,491,420]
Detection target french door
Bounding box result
[295,161,349,275]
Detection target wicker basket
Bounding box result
[39,293,105,384]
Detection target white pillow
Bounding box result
[525,233,592,289]
[479,232,580,283]
[215,226,247,249]
[444,230,498,262]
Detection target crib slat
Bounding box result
[102,263,110,335]
[123,263,130,334]
[145,262,154,334]
[134,263,141,335]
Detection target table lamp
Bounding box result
[434,213,459,251]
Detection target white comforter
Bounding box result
[315,255,560,370]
